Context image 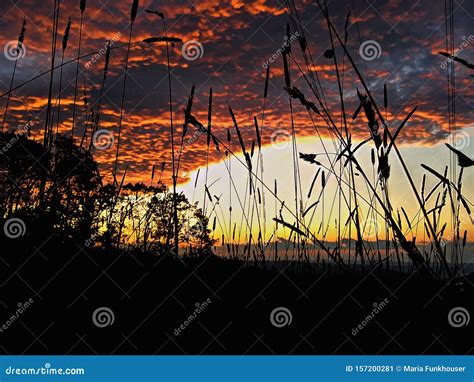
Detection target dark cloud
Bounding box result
[0,0,472,183]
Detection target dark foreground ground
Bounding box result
[1,239,472,355]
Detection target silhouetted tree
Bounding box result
[0,131,214,254]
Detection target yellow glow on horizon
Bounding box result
[178,127,474,247]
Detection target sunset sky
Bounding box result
[0,0,473,244]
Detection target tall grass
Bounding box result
[55,17,71,135]
[71,0,86,139]
[1,17,26,131]
[113,0,140,180]
[0,0,470,279]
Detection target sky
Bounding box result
[0,0,473,245]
